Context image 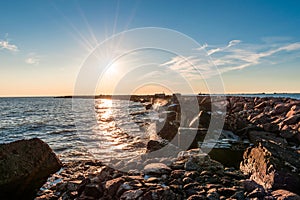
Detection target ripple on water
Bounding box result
[0,98,154,163]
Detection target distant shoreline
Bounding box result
[0,92,300,99]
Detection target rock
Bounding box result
[254,102,266,110]
[0,138,62,199]
[184,157,201,171]
[120,189,144,200]
[141,187,178,200]
[146,140,166,152]
[105,177,125,197]
[230,190,245,200]
[145,103,152,110]
[187,194,207,200]
[286,105,300,118]
[273,103,291,115]
[143,163,171,175]
[248,131,286,145]
[246,187,265,199]
[242,179,264,193]
[82,184,103,198]
[240,141,300,194]
[170,170,185,179]
[217,187,237,197]
[282,114,300,126]
[207,191,220,200]
[250,113,271,124]
[263,122,279,132]
[271,189,300,200]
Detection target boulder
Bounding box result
[240,141,300,194]
[0,138,62,199]
[143,163,171,175]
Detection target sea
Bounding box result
[0,93,299,163]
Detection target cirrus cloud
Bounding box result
[0,40,18,52]
[161,39,300,80]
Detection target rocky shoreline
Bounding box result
[0,95,299,200]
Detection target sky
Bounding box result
[1,0,300,96]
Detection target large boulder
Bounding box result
[240,141,300,194]
[0,138,62,199]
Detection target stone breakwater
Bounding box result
[224,96,300,144]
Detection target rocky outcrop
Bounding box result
[0,138,62,199]
[240,141,300,194]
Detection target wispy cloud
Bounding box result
[25,53,40,65]
[0,39,18,52]
[205,40,241,56]
[161,39,300,79]
[215,41,300,73]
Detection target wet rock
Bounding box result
[0,138,62,199]
[240,141,300,194]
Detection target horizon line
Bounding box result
[1,92,300,98]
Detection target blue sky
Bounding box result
[1,0,300,96]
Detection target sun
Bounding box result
[106,60,119,75]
